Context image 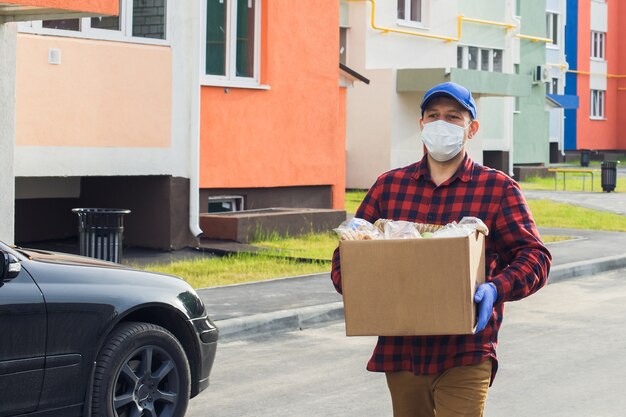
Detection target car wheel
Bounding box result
[92,322,191,417]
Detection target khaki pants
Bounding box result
[385,360,492,417]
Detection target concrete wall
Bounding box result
[200,186,333,212]
[15,176,194,250]
[346,69,394,189]
[0,23,16,244]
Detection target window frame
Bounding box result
[397,0,423,27]
[590,89,605,119]
[201,0,264,89]
[548,77,559,95]
[457,45,503,73]
[339,26,348,66]
[591,31,606,60]
[17,0,170,46]
[546,11,559,46]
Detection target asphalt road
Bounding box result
[187,268,626,417]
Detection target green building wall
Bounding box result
[514,0,550,165]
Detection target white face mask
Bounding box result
[421,120,470,162]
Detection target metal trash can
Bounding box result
[580,149,591,167]
[600,161,618,192]
[72,208,131,263]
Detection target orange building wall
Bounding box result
[614,1,626,149]
[577,0,624,151]
[6,0,117,15]
[199,0,346,209]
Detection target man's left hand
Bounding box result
[474,283,497,333]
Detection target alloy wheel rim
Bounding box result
[112,345,180,417]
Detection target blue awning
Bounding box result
[546,94,579,109]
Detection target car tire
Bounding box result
[92,322,191,417]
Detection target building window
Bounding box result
[590,90,605,119]
[546,12,558,45]
[492,49,502,72]
[204,0,261,85]
[21,0,168,44]
[91,13,120,31]
[591,31,605,59]
[548,78,559,94]
[42,19,80,31]
[457,46,503,72]
[340,27,348,65]
[397,0,422,23]
[131,0,167,40]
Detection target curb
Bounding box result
[216,302,345,341]
[214,255,626,342]
[548,254,626,283]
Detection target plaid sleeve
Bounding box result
[330,182,382,295]
[489,181,552,302]
[330,246,343,294]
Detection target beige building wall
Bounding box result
[14,34,182,178]
[346,69,394,189]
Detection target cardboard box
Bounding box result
[340,232,485,336]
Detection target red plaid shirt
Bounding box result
[331,154,551,383]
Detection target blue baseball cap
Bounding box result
[420,82,477,120]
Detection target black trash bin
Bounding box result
[600,161,618,192]
[72,208,131,263]
[580,149,591,167]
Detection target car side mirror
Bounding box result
[1,252,22,281]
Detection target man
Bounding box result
[331,82,552,417]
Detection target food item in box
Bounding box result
[333,218,383,241]
[333,217,488,241]
[459,216,489,235]
[374,219,422,239]
[433,217,490,238]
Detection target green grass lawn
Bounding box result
[140,189,626,288]
[141,252,330,288]
[251,231,337,261]
[527,199,626,232]
[520,173,626,193]
[345,189,367,214]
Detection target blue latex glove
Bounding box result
[474,283,498,333]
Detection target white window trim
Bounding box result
[396,20,427,30]
[457,45,503,73]
[546,11,559,46]
[17,1,170,46]
[590,31,606,60]
[201,0,265,89]
[590,89,605,120]
[397,0,423,26]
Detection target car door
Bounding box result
[0,249,46,417]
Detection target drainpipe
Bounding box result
[189,2,203,240]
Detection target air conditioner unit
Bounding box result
[533,65,551,84]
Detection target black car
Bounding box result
[0,241,218,417]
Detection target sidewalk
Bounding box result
[522,189,626,216]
